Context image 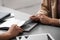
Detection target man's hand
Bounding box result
[0,24,23,40]
[7,24,23,38]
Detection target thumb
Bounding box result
[40,15,44,19]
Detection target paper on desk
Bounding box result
[16,34,48,40]
[0,18,25,28]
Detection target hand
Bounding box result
[30,15,40,22]
[39,14,52,24]
[7,24,23,38]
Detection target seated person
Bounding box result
[30,0,60,26]
[0,24,23,40]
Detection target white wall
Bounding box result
[0,0,2,6]
[3,0,41,9]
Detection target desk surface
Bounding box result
[24,24,60,40]
[0,6,60,40]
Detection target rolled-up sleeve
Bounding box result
[36,0,49,16]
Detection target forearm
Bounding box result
[0,32,11,40]
[50,18,60,26]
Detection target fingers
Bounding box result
[15,25,23,32]
[18,28,23,33]
[30,15,38,20]
[10,24,23,32]
[30,14,45,20]
[39,14,45,19]
[30,15,36,19]
[16,26,24,32]
[30,15,40,22]
[40,15,44,19]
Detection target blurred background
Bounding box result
[0,0,42,15]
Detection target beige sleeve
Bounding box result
[36,0,49,16]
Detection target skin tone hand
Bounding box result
[39,14,52,24]
[30,14,59,26]
[30,14,52,24]
[30,15,40,22]
[7,24,23,38]
[39,15,59,26]
[0,24,23,40]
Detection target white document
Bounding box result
[0,18,25,28]
[16,34,48,40]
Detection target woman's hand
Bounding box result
[30,14,52,24]
[39,14,52,24]
[30,15,40,22]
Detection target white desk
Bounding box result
[0,6,60,40]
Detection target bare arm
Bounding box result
[0,32,11,40]
[38,14,60,26]
[0,24,23,40]
[50,18,60,26]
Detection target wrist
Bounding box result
[49,18,59,26]
[0,31,11,40]
[4,31,12,39]
[6,31,13,39]
[36,14,41,21]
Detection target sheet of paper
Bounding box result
[0,18,25,28]
[16,34,48,40]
